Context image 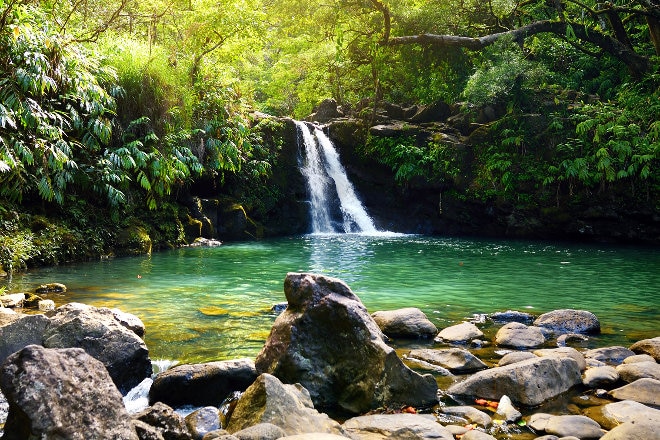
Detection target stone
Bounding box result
[441,406,492,427]
[533,309,600,335]
[201,430,238,440]
[600,421,659,439]
[495,395,521,422]
[593,400,660,429]
[309,99,344,123]
[255,273,438,415]
[0,345,138,439]
[582,366,619,388]
[435,322,483,343]
[232,423,287,440]
[556,333,589,347]
[0,314,50,363]
[461,431,497,440]
[533,347,587,371]
[616,361,660,382]
[608,378,660,406]
[134,419,166,440]
[495,322,545,348]
[497,351,536,366]
[406,348,488,373]
[489,310,535,324]
[42,302,152,393]
[527,413,553,431]
[112,307,147,338]
[34,282,67,293]
[410,100,452,123]
[630,336,660,361]
[447,356,582,406]
[134,402,191,440]
[342,413,454,440]
[280,435,350,440]
[150,359,258,407]
[622,354,656,364]
[185,407,222,440]
[38,299,55,311]
[543,415,603,439]
[0,307,20,326]
[371,307,438,338]
[226,373,344,436]
[0,294,25,308]
[585,346,636,365]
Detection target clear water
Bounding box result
[5,235,659,364]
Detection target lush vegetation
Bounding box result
[1,0,659,273]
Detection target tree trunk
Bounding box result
[648,15,660,56]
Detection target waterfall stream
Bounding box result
[296,121,377,234]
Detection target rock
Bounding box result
[461,431,497,440]
[582,366,619,388]
[185,407,222,440]
[495,395,521,422]
[435,322,483,344]
[543,415,603,439]
[309,99,344,123]
[0,293,25,308]
[279,435,350,440]
[112,307,147,338]
[447,356,582,406]
[556,333,589,347]
[226,373,344,436]
[35,282,67,293]
[497,351,536,366]
[0,345,138,439]
[342,413,454,440]
[232,423,287,440]
[407,348,488,373]
[527,413,553,431]
[608,378,660,406]
[533,347,587,371]
[150,359,258,407]
[42,302,152,393]
[0,314,50,363]
[134,419,167,440]
[600,421,659,439]
[585,346,636,365]
[201,430,238,440]
[495,322,545,348]
[255,273,438,414]
[371,307,438,338]
[134,402,191,440]
[629,336,660,361]
[441,406,492,427]
[533,309,600,335]
[622,354,655,364]
[0,307,20,326]
[592,400,660,429]
[616,361,660,382]
[489,310,535,324]
[410,100,452,123]
[38,299,55,311]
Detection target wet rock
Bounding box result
[226,373,344,436]
[527,413,553,431]
[150,359,258,407]
[279,435,350,440]
[629,336,660,361]
[489,310,535,324]
[308,99,344,123]
[533,347,587,371]
[495,322,545,348]
[0,345,138,439]
[134,419,166,440]
[615,361,660,382]
[0,294,25,308]
[185,407,222,440]
[255,273,438,414]
[38,299,55,311]
[543,415,603,439]
[441,406,492,427]
[0,314,50,363]
[200,430,237,440]
[435,322,483,344]
[582,366,619,388]
[622,354,655,364]
[407,348,488,373]
[497,351,536,366]
[533,309,600,335]
[371,307,438,339]
[134,402,191,440]
[495,395,521,422]
[232,423,287,440]
[585,346,636,365]
[608,378,660,406]
[447,356,582,406]
[43,302,152,393]
[342,413,454,440]
[556,333,589,347]
[600,421,659,439]
[112,307,147,338]
[461,430,497,440]
[588,400,660,429]
[410,100,452,123]
[0,307,20,326]
[35,282,67,293]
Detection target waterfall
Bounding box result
[296,121,377,234]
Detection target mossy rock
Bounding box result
[116,225,152,256]
[184,215,203,244]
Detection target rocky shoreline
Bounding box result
[1,273,659,439]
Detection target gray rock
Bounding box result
[461,430,497,440]
[495,322,545,348]
[447,356,582,406]
[186,407,222,440]
[371,307,438,339]
[134,402,191,440]
[533,347,587,371]
[226,373,344,436]
[582,366,619,388]
[308,99,343,123]
[532,436,559,440]
[495,395,521,422]
[585,346,636,365]
[527,413,553,431]
[134,419,167,440]
[410,100,452,123]
[0,294,25,308]
[112,307,146,337]
[543,415,603,439]
[608,378,660,406]
[279,435,350,440]
[43,302,152,393]
[629,336,660,361]
[556,333,589,347]
[435,322,483,343]
[622,354,656,364]
[150,359,258,407]
[489,310,535,324]
[533,309,600,335]
[0,345,138,439]
[342,413,454,440]
[616,361,660,382]
[0,308,20,326]
[600,421,659,439]
[255,273,438,415]
[596,400,660,429]
[0,314,50,363]
[233,423,287,440]
[497,351,536,366]
[441,406,492,427]
[202,430,238,440]
[407,348,488,373]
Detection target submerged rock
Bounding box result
[608,378,660,406]
[342,413,454,440]
[371,307,438,339]
[255,273,438,414]
[533,309,600,335]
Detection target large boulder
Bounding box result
[542,415,604,439]
[585,346,636,365]
[225,373,344,436]
[0,345,138,439]
[600,421,659,439]
[371,308,438,339]
[588,400,660,430]
[42,302,152,393]
[447,356,582,406]
[0,314,50,363]
[149,359,258,407]
[608,378,660,406]
[533,309,600,335]
[342,414,454,440]
[134,402,191,440]
[630,336,660,361]
[255,273,438,414]
[495,322,545,348]
[615,360,660,382]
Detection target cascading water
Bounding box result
[296,121,377,234]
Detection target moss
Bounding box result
[116,225,153,256]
